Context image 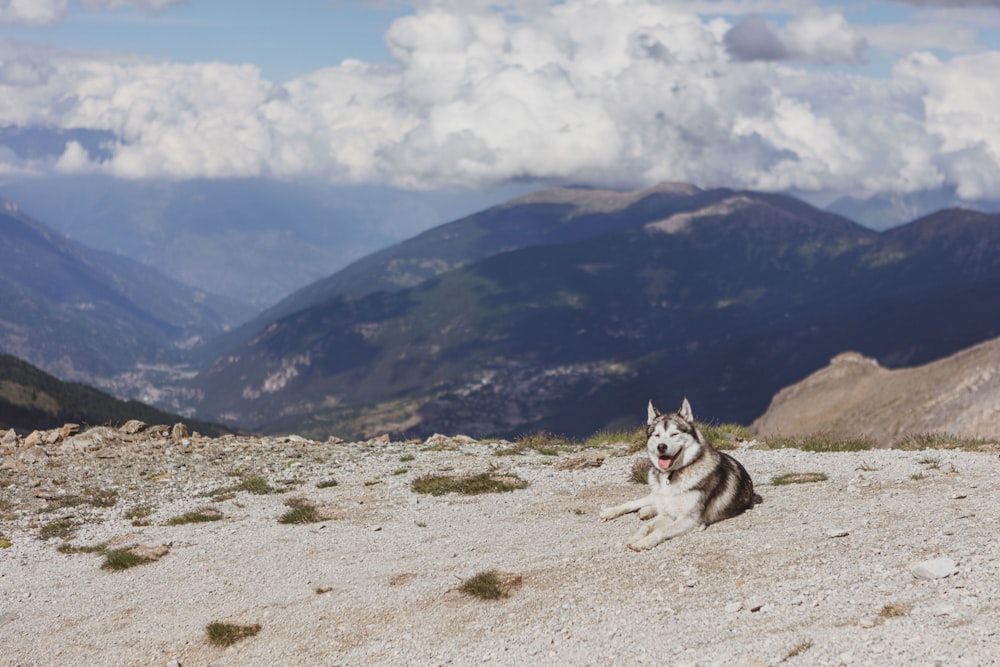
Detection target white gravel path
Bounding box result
[2,436,999,666]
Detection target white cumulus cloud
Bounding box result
[1,0,1000,202]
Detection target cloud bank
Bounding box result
[1,0,1000,201]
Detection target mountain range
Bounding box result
[0,197,247,398]
[186,188,1000,440]
[0,354,228,436]
[5,180,1000,441]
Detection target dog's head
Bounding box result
[646,397,704,472]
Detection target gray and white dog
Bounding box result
[600,398,757,551]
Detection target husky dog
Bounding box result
[600,398,757,551]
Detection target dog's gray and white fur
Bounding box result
[600,398,757,551]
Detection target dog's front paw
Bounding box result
[628,534,660,551]
[599,507,617,521]
[629,524,652,543]
[637,506,656,520]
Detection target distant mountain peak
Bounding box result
[505,182,702,214]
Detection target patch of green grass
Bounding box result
[399,454,415,462]
[205,622,261,647]
[0,534,11,549]
[762,435,874,452]
[40,495,87,513]
[165,508,223,526]
[100,547,152,571]
[278,497,323,524]
[497,432,574,456]
[206,475,277,499]
[57,542,107,555]
[39,518,76,540]
[458,570,522,600]
[86,488,119,508]
[392,467,409,475]
[630,458,651,484]
[771,472,828,486]
[316,478,339,489]
[582,427,645,451]
[411,472,528,496]
[699,422,753,451]
[893,432,996,451]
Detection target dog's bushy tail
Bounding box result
[752,493,763,506]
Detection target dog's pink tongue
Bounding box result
[657,457,673,470]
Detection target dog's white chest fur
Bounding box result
[650,470,700,521]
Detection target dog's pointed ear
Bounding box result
[678,397,694,423]
[647,400,660,425]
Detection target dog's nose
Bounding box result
[657,443,668,455]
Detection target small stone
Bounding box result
[911,557,959,580]
[950,494,967,500]
[553,455,605,470]
[744,600,764,612]
[725,602,743,613]
[60,423,80,440]
[826,529,850,538]
[859,616,878,628]
[170,423,189,440]
[130,544,169,561]
[16,445,49,465]
[23,430,43,448]
[120,420,148,435]
[44,429,62,445]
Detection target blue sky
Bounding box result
[2,0,1000,201]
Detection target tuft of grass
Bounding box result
[762,435,874,452]
[583,427,646,452]
[771,472,828,486]
[909,472,925,481]
[893,432,996,451]
[165,508,223,526]
[784,641,813,660]
[879,603,908,618]
[497,432,574,456]
[458,570,522,600]
[0,534,11,549]
[630,458,651,484]
[39,518,76,541]
[699,422,753,451]
[85,487,119,508]
[316,478,339,489]
[278,497,323,524]
[916,457,939,468]
[206,475,277,499]
[40,495,87,513]
[205,622,261,647]
[125,505,153,521]
[412,472,528,496]
[58,542,107,555]
[101,547,152,571]
[392,467,409,475]
[399,454,415,462]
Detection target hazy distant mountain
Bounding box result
[188,197,1000,440]
[0,174,526,308]
[826,187,1000,230]
[0,198,249,389]
[0,354,229,436]
[751,340,1000,446]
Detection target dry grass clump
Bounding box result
[165,508,223,526]
[630,458,652,484]
[893,432,996,451]
[206,475,277,500]
[458,570,523,600]
[205,622,261,647]
[761,435,874,452]
[496,432,574,456]
[583,427,646,451]
[100,547,152,571]
[879,603,908,618]
[699,423,753,451]
[772,472,828,486]
[39,518,76,540]
[278,497,323,524]
[412,472,528,496]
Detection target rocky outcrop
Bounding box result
[752,339,1000,445]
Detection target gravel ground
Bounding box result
[1,426,999,666]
